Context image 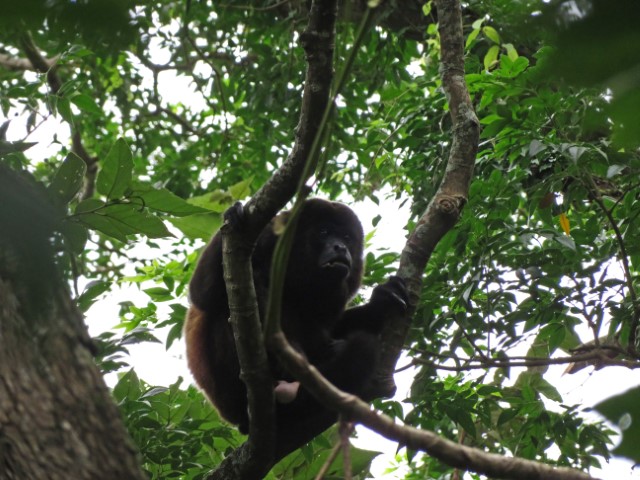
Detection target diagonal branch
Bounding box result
[271,330,598,480]
[375,0,480,395]
[240,0,338,236]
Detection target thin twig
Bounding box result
[583,173,640,354]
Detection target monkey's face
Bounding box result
[285,200,364,297]
[315,226,355,279]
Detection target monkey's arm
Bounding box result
[333,276,408,336]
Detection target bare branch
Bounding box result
[374,0,480,396]
[314,442,342,480]
[412,349,637,372]
[242,0,338,235]
[19,33,62,93]
[583,173,640,353]
[0,52,59,71]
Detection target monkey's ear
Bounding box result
[272,211,290,236]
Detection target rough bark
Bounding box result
[376,0,481,393]
[0,167,146,480]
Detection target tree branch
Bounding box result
[241,0,338,236]
[583,173,640,354]
[0,52,59,71]
[270,331,598,480]
[207,0,338,477]
[375,0,480,396]
[411,349,637,372]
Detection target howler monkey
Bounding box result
[185,198,407,453]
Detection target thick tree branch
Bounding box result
[208,0,338,477]
[218,207,276,477]
[241,0,338,236]
[18,34,62,92]
[375,0,481,395]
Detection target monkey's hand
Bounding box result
[223,201,245,227]
[370,276,408,314]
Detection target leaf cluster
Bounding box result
[2,0,640,477]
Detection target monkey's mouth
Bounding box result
[321,257,351,271]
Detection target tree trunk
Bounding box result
[0,167,146,480]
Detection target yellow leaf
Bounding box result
[559,213,570,235]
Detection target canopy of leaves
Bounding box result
[1,0,639,478]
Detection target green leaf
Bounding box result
[606,164,625,178]
[539,322,566,352]
[166,322,184,350]
[131,183,209,216]
[528,139,546,157]
[143,287,173,302]
[96,138,133,199]
[471,18,484,30]
[0,140,37,156]
[141,386,169,399]
[498,408,520,426]
[504,43,518,61]
[76,280,111,312]
[443,403,477,437]
[595,386,640,462]
[534,376,562,403]
[187,191,232,213]
[77,211,129,242]
[228,176,254,200]
[70,93,103,115]
[59,219,88,254]
[75,198,105,214]
[76,204,171,241]
[105,204,172,239]
[511,56,529,75]
[554,234,576,251]
[483,26,501,44]
[169,213,221,240]
[113,369,142,402]
[484,45,500,70]
[56,96,74,124]
[48,152,87,204]
[466,28,480,49]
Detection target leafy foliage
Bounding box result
[1,0,639,478]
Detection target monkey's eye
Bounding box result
[318,228,329,238]
[343,234,350,242]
